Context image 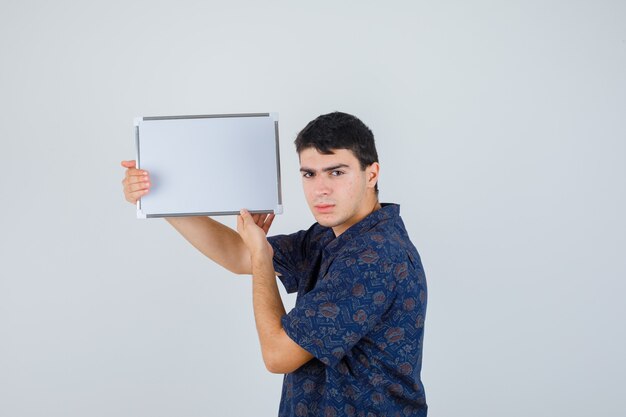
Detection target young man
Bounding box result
[121,112,427,416]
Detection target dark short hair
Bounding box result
[295,112,380,193]
[294,111,379,170]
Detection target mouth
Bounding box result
[314,204,335,213]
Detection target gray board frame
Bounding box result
[134,113,282,218]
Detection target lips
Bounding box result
[314,204,334,213]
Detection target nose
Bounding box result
[313,175,332,197]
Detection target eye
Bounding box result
[330,170,344,177]
[302,171,314,178]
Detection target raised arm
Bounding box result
[237,209,314,373]
[121,160,274,275]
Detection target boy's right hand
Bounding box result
[121,160,150,204]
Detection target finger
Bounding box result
[121,161,147,176]
[129,169,148,176]
[239,209,252,225]
[124,170,149,184]
[128,181,150,193]
[261,214,275,234]
[236,213,246,234]
[236,214,242,231]
[121,175,150,191]
[125,189,149,204]
[125,168,149,177]
[253,214,265,228]
[126,175,150,186]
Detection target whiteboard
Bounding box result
[134,113,282,219]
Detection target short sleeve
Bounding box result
[267,229,311,294]
[281,249,398,367]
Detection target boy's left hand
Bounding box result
[237,209,275,260]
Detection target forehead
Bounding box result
[298,148,359,168]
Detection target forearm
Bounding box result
[166,216,251,274]
[250,253,314,374]
[251,254,287,367]
[236,209,312,373]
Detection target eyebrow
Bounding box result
[299,163,350,173]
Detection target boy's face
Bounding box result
[299,147,379,236]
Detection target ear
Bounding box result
[366,162,380,189]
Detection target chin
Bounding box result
[315,215,345,229]
[313,214,335,227]
[314,217,332,227]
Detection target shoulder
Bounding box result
[336,220,423,285]
[346,216,415,261]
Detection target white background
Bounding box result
[1,1,624,416]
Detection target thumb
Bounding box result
[239,209,252,226]
[121,160,136,168]
[236,212,244,233]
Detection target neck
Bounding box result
[332,197,382,237]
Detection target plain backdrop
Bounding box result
[1,1,624,416]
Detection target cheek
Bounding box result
[302,182,315,203]
[343,177,360,197]
[344,181,357,198]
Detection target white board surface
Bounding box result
[134,113,282,218]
